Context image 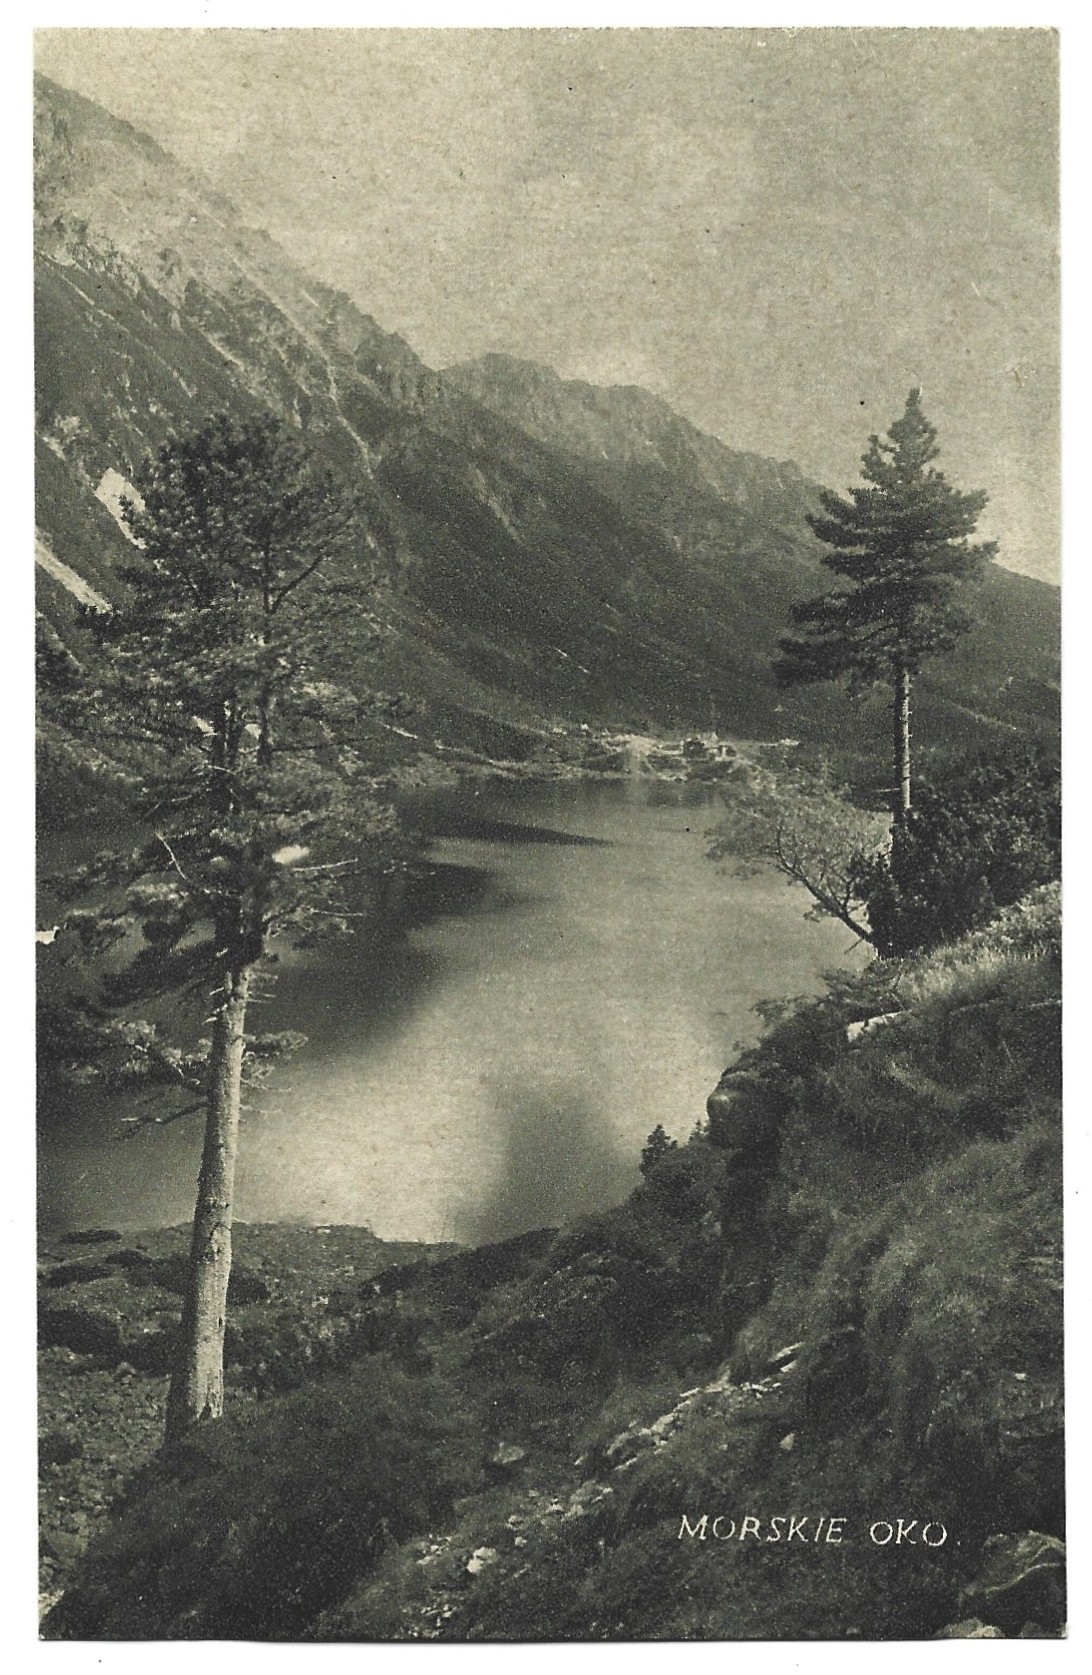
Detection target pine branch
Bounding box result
[119,1100,206,1137]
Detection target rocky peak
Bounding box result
[443,350,811,515]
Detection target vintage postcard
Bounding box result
[33,19,1063,1643]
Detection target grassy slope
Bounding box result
[42,886,1063,1641]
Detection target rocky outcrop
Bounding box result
[705,1067,780,1155]
[442,353,812,516]
[956,1531,1066,1637]
[936,1619,1006,1638]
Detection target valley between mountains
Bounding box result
[35,66,1063,1644]
[34,72,1058,786]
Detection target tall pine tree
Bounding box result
[776,390,997,816]
[46,411,401,1441]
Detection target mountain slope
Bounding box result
[441,352,1061,744]
[34,73,1059,766]
[42,889,1063,1640]
[443,350,813,516]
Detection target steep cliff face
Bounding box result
[444,351,811,510]
[34,72,1059,754]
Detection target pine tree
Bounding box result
[776,391,997,816]
[46,412,401,1441]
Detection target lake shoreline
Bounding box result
[41,774,857,1242]
[386,720,757,796]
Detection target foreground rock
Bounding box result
[957,1531,1066,1637]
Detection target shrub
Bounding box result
[859,748,1060,956]
[639,1146,715,1221]
[468,1197,724,1402]
[44,1355,484,1640]
[39,1306,124,1363]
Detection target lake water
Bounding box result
[38,777,859,1243]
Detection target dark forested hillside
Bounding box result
[35,73,1059,776]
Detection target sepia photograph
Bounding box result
[32,18,1063,1642]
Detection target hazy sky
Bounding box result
[35,27,1059,581]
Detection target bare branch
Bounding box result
[270,551,330,614]
[119,1100,206,1137]
[155,830,191,884]
[289,857,362,874]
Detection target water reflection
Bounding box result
[410,813,613,848]
[456,1075,637,1244]
[39,777,860,1241]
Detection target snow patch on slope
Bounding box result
[35,534,111,611]
[93,469,144,543]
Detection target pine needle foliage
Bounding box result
[777,391,997,815]
[46,411,402,1439]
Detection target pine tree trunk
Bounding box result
[893,666,912,819]
[164,967,251,1442]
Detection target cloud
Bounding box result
[34,28,1059,580]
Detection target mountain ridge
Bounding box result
[443,349,810,502]
[34,71,1059,768]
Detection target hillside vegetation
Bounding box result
[43,885,1063,1640]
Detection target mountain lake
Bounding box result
[38,776,861,1243]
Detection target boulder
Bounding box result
[846,1011,901,1044]
[570,1480,612,1509]
[489,1442,527,1471]
[705,1069,777,1154]
[958,1531,1066,1635]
